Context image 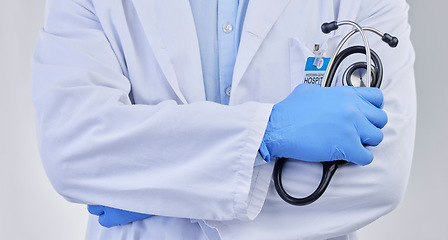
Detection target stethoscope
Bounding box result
[273,20,399,206]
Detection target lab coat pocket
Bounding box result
[289,37,312,91]
[289,34,345,90]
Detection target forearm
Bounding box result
[33,0,274,221]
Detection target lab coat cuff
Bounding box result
[236,102,273,220]
[204,161,274,239]
[243,162,275,220]
[254,152,268,167]
[212,102,274,224]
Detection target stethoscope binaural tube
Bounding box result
[321,21,398,88]
[273,21,398,206]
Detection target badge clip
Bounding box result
[313,44,324,67]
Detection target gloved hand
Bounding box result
[259,83,387,166]
[88,205,152,228]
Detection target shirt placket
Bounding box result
[217,0,238,105]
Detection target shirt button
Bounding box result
[222,24,233,33]
[225,87,232,96]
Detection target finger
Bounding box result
[346,140,374,166]
[357,100,388,129]
[356,117,384,147]
[331,139,374,166]
[98,212,114,228]
[99,207,135,228]
[88,205,105,216]
[354,87,384,109]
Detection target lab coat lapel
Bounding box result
[232,0,292,93]
[132,0,205,104]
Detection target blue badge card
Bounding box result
[303,57,331,85]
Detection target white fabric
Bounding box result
[32,0,416,239]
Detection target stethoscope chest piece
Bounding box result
[343,62,376,87]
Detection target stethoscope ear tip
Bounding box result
[321,21,339,34]
[382,33,399,48]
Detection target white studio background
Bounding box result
[0,1,446,240]
[0,1,88,240]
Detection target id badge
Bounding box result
[303,57,331,85]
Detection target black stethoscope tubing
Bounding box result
[273,42,387,206]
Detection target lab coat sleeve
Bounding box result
[205,0,417,239]
[32,0,273,221]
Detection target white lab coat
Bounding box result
[32,0,416,239]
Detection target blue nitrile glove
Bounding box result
[259,83,387,166]
[88,205,152,228]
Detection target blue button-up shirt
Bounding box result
[189,0,267,167]
[189,0,250,105]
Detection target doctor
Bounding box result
[32,0,416,239]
